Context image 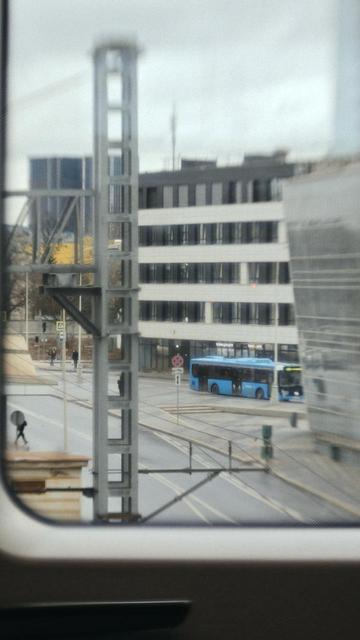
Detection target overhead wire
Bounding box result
[5,70,91,115]
[5,349,357,507]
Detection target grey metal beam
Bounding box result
[139,472,221,524]
[41,197,77,263]
[44,286,101,297]
[3,189,94,197]
[49,291,101,336]
[92,42,139,521]
[5,197,33,253]
[7,264,97,274]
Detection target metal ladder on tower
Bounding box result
[92,42,140,521]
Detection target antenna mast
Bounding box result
[170,104,177,171]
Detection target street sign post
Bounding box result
[56,320,64,333]
[171,353,184,368]
[171,355,184,424]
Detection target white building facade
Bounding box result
[138,201,298,371]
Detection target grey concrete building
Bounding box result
[284,161,360,458]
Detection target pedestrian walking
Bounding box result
[72,349,79,370]
[49,346,56,366]
[15,419,28,446]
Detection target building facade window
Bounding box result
[248,262,277,284]
[235,181,242,203]
[178,185,189,207]
[278,303,295,325]
[253,179,272,202]
[146,187,158,208]
[278,344,299,362]
[212,302,275,324]
[278,262,290,283]
[211,182,223,205]
[139,221,279,246]
[163,185,173,208]
[195,183,206,206]
[139,262,242,284]
[139,301,205,322]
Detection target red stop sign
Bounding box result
[172,353,184,367]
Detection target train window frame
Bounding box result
[1,8,360,632]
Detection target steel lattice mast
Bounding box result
[92,43,139,520]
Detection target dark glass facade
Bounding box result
[139,338,298,372]
[139,221,278,247]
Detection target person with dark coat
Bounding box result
[49,347,56,366]
[72,349,79,370]
[15,420,28,446]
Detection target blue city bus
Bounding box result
[189,356,275,400]
[277,363,304,402]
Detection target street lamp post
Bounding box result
[62,308,68,452]
[25,271,29,349]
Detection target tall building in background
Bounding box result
[30,157,93,235]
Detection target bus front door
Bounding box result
[199,376,207,391]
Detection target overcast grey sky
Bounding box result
[6,0,339,189]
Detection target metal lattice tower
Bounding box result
[92,43,139,520]
[4,42,139,522]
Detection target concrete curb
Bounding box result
[207,404,307,419]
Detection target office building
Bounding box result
[284,161,360,455]
[138,153,309,370]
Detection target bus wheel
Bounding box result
[255,388,264,399]
[211,384,219,394]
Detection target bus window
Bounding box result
[241,368,254,382]
[254,369,270,384]
[192,364,199,376]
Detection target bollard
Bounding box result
[330,444,341,462]
[189,441,193,473]
[290,412,298,428]
[261,424,273,462]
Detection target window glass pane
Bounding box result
[195,183,206,206]
[211,182,222,204]
[178,185,188,207]
[163,185,173,208]
[4,0,353,530]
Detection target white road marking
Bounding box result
[154,431,310,523]
[7,399,219,524]
[7,401,91,442]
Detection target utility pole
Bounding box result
[62,308,68,452]
[271,261,279,401]
[77,273,82,381]
[170,104,177,171]
[25,271,29,348]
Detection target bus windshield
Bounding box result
[278,366,303,401]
